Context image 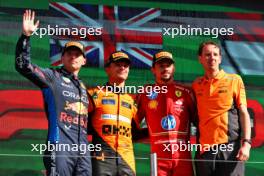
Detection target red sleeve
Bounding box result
[135,93,146,128]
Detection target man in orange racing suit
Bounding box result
[137,51,196,176]
[88,51,138,176]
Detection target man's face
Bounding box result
[61,48,86,73]
[199,44,221,72]
[105,61,130,82]
[151,60,175,83]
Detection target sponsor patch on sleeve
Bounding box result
[102,99,116,105]
[121,101,132,109]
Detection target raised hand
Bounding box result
[22,9,40,36]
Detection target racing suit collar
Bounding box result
[214,69,225,80]
[154,80,175,87]
[203,69,225,82]
[61,67,79,80]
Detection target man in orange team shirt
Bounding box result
[192,41,251,176]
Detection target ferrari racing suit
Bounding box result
[137,82,196,176]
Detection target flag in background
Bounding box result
[0,1,264,176]
[49,2,162,68]
[48,2,264,75]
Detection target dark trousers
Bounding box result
[195,141,244,176]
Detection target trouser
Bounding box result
[92,156,135,176]
[43,149,92,176]
[157,158,193,176]
[195,141,244,176]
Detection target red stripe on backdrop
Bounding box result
[251,27,264,41]
[103,6,116,21]
[226,12,263,21]
[237,26,256,42]
[115,29,162,44]
[0,90,47,139]
[103,6,116,62]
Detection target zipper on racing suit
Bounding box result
[72,76,82,153]
[115,93,120,167]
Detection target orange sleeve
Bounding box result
[234,75,247,106]
[87,89,95,113]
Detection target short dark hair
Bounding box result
[198,41,221,56]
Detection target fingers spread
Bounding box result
[35,20,40,28]
[28,9,31,20]
[23,12,26,21]
[31,11,35,21]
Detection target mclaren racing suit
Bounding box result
[88,86,138,176]
[137,82,196,176]
[15,34,91,176]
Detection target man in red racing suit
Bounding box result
[137,51,196,176]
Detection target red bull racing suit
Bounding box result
[88,86,138,176]
[15,34,91,176]
[137,82,196,176]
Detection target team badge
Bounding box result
[175,90,182,97]
[161,115,176,130]
[62,77,71,83]
[92,92,98,99]
[148,100,158,109]
[80,82,86,89]
[147,91,158,100]
[121,101,132,109]
[102,99,115,105]
[175,99,183,105]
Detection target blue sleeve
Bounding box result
[15,34,53,88]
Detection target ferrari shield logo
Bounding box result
[62,76,71,83]
[175,90,182,97]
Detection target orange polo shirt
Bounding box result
[192,70,247,146]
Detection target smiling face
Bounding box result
[105,60,130,83]
[199,44,221,73]
[151,60,175,84]
[61,47,86,74]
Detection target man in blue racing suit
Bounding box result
[15,9,92,176]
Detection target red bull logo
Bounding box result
[64,101,88,115]
[60,112,87,128]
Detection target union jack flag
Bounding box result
[49,2,162,68]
